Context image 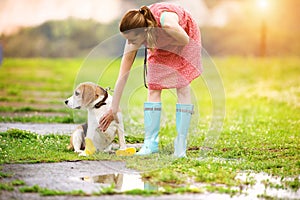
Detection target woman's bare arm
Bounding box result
[99,42,140,131]
[161,12,189,46]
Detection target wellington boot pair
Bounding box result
[136,102,193,157]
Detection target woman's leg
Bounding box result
[174,85,193,157]
[136,89,162,155]
[148,89,162,102]
[176,85,191,104]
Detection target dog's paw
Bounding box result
[74,149,84,153]
[79,151,87,157]
[116,147,136,156]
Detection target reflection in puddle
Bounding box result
[81,173,158,192]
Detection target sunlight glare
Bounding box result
[257,0,269,10]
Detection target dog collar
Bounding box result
[94,87,108,109]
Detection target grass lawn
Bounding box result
[0,57,299,197]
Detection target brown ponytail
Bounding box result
[120,5,158,48]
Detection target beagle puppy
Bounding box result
[65,82,135,156]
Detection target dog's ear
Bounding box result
[81,84,95,107]
[94,86,108,108]
[95,86,103,99]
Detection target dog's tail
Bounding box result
[67,136,74,150]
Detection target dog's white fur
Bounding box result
[65,82,126,156]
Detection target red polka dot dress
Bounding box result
[147,3,202,90]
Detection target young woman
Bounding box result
[99,2,202,157]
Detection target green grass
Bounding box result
[0,129,80,163]
[0,57,299,197]
[19,185,86,196]
[0,179,25,192]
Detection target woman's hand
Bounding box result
[99,109,119,132]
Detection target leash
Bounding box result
[105,87,114,93]
[143,46,148,89]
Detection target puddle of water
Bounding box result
[78,172,300,198]
[80,173,158,192]
[236,172,300,199]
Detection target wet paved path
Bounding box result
[1,161,236,200]
[0,122,78,135]
[2,161,137,194]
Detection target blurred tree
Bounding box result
[202,0,300,56]
[3,18,120,57]
[2,0,300,57]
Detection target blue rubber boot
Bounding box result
[136,102,161,155]
[174,104,194,158]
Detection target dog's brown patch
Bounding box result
[78,83,106,107]
[80,84,95,107]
